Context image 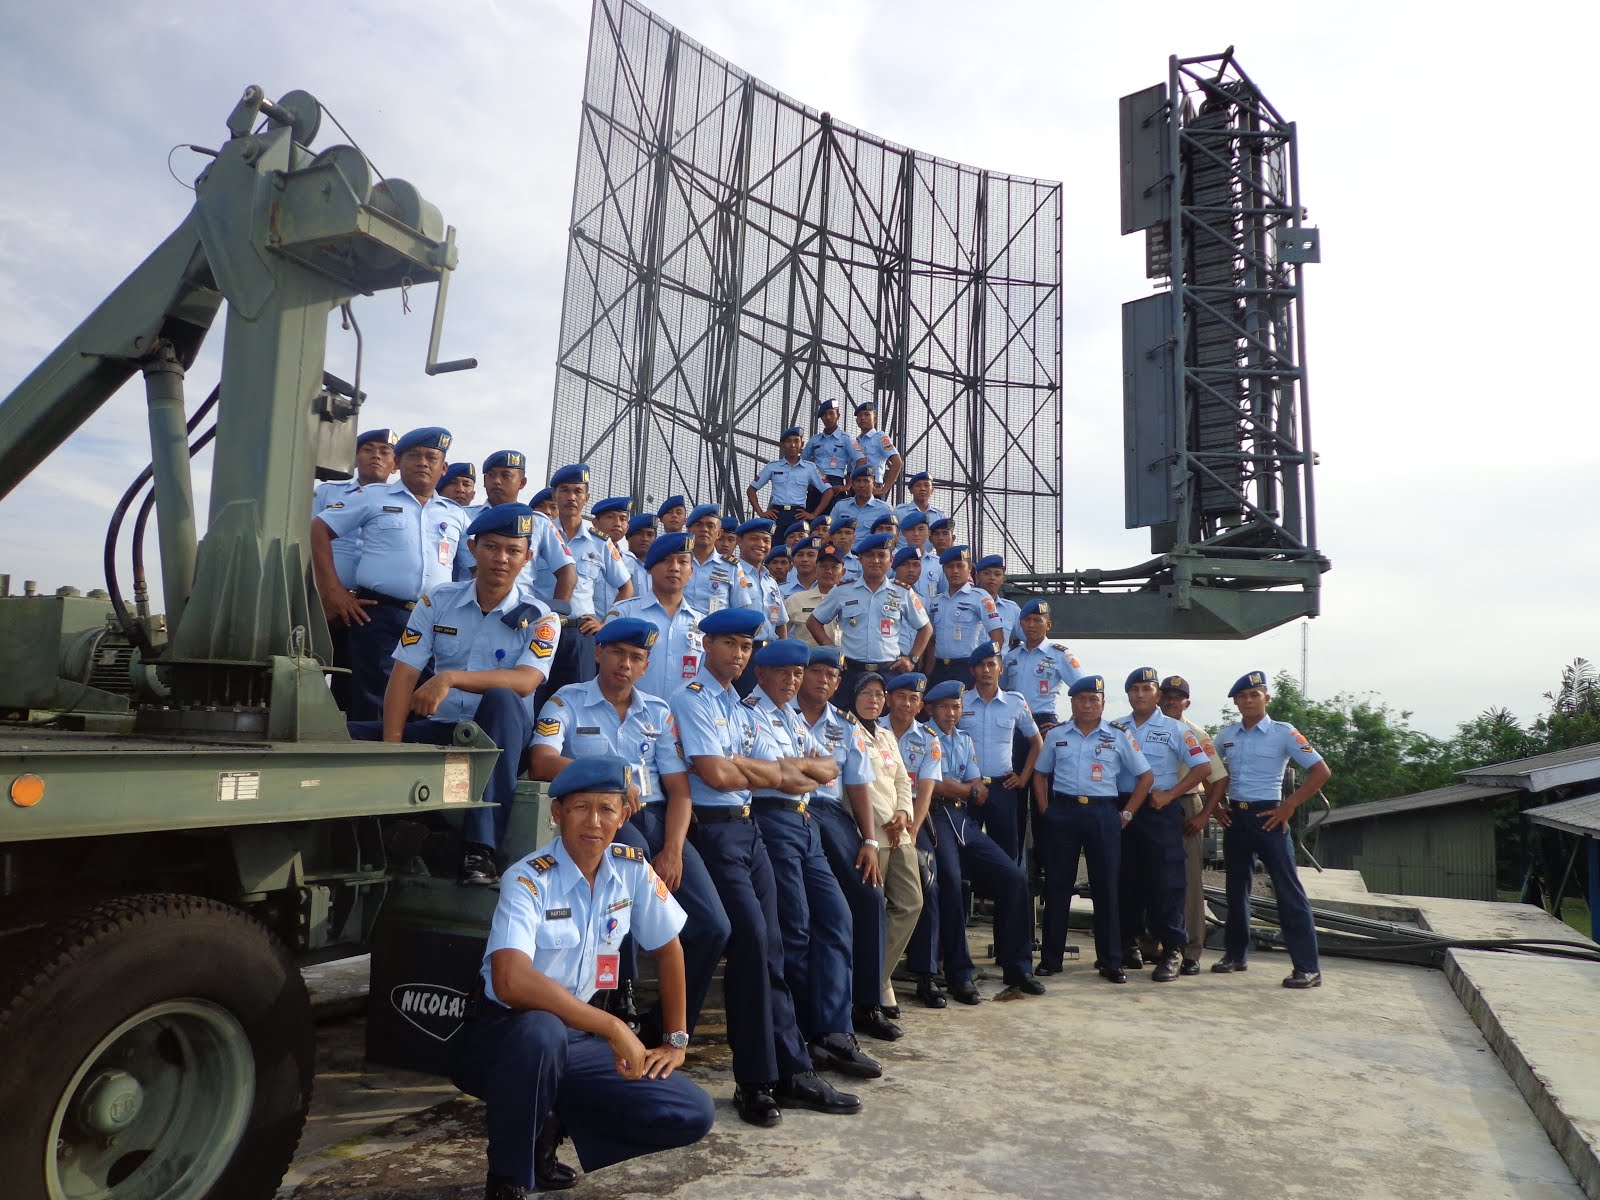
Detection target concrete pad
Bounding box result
[1411,898,1594,947]
[1301,868,1425,924]
[280,954,1582,1199]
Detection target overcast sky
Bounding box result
[1,1,1593,747]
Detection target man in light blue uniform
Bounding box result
[457,451,576,612]
[1199,670,1331,989]
[1031,675,1151,983]
[605,533,706,702]
[826,518,864,585]
[852,400,902,493]
[763,544,793,595]
[974,554,1021,646]
[1001,600,1084,728]
[807,533,930,700]
[669,610,861,1125]
[829,465,895,533]
[800,398,865,513]
[735,519,788,641]
[895,514,941,603]
[312,426,470,722]
[624,514,656,597]
[747,640,882,1078]
[959,642,1042,866]
[439,461,478,506]
[543,464,634,704]
[589,496,635,615]
[655,495,688,534]
[450,756,713,1200]
[748,426,835,538]
[682,503,754,619]
[312,426,395,711]
[893,470,947,529]
[913,680,1044,1000]
[347,504,558,884]
[529,619,731,1038]
[783,536,820,599]
[925,518,957,597]
[1111,667,1213,982]
[922,546,1005,688]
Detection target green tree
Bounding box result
[1533,657,1600,751]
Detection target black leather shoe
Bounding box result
[1034,961,1063,976]
[1179,958,1201,977]
[1098,966,1128,984]
[948,979,982,1005]
[733,1083,781,1127]
[1283,969,1323,989]
[1123,945,1145,969]
[459,843,498,886]
[1003,972,1047,996]
[880,1003,901,1020]
[534,1116,577,1191]
[484,1174,527,1200]
[854,1004,903,1042]
[914,976,947,1009]
[1210,957,1248,973]
[810,1032,883,1078]
[775,1070,862,1114]
[1151,952,1181,983]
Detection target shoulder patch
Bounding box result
[549,695,566,707]
[741,695,759,707]
[686,682,704,692]
[529,854,558,874]
[399,628,422,647]
[514,875,539,899]
[420,592,433,608]
[326,501,345,510]
[536,718,562,737]
[610,844,644,862]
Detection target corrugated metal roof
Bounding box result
[1524,793,1600,838]
[1316,783,1517,827]
[1459,741,1600,793]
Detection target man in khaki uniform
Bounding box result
[1159,675,1228,974]
[785,543,844,648]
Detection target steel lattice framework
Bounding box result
[548,0,1063,571]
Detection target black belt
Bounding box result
[692,804,752,823]
[936,656,969,666]
[1051,792,1118,806]
[774,504,805,513]
[844,658,894,671]
[355,588,415,610]
[933,796,966,808]
[1229,799,1282,812]
[752,796,810,816]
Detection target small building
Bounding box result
[1313,784,1515,901]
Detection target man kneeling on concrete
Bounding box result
[451,755,714,1200]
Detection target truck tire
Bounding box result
[0,893,313,1200]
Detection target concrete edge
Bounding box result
[1443,949,1600,1200]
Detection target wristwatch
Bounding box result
[667,1030,690,1049]
[1121,810,1133,823]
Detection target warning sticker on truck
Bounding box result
[217,771,261,802]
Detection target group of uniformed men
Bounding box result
[309,405,1333,1200]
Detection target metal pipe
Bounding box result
[141,343,198,634]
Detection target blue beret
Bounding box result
[892,546,920,568]
[395,426,452,455]
[700,608,764,637]
[549,463,590,489]
[595,617,659,650]
[808,645,844,669]
[1068,675,1106,697]
[870,514,899,530]
[549,754,631,799]
[786,518,811,534]
[830,516,856,532]
[656,495,687,518]
[900,511,928,530]
[764,546,792,565]
[736,518,776,537]
[1160,675,1191,697]
[850,464,874,479]
[465,502,535,540]
[928,517,954,533]
[357,427,398,448]
[855,399,877,413]
[1125,667,1159,689]
[792,537,821,554]
[687,502,721,527]
[817,398,840,416]
[782,425,804,439]
[440,462,476,487]
[531,487,553,506]
[855,534,893,555]
[753,640,810,668]
[968,642,1000,666]
[1229,670,1269,697]
[975,554,1005,573]
[643,532,691,569]
[906,470,931,486]
[810,514,831,529]
[925,680,964,703]
[939,545,972,566]
[482,450,527,472]
[592,495,631,517]
[818,545,845,564]
[626,513,656,536]
[886,672,928,695]
[1020,599,1051,619]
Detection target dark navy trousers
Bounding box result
[811,799,888,1010]
[752,803,855,1039]
[927,660,975,691]
[977,782,1026,866]
[1123,803,1188,953]
[1039,795,1122,969]
[1223,806,1320,972]
[451,1008,713,1187]
[687,815,812,1084]
[347,687,530,850]
[344,599,412,722]
[908,802,1032,982]
[630,804,732,1034]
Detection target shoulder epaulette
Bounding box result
[686,681,704,693]
[502,601,547,631]
[548,694,566,707]
[419,592,433,608]
[844,712,860,725]
[610,844,645,862]
[529,854,558,873]
[1108,720,1130,732]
